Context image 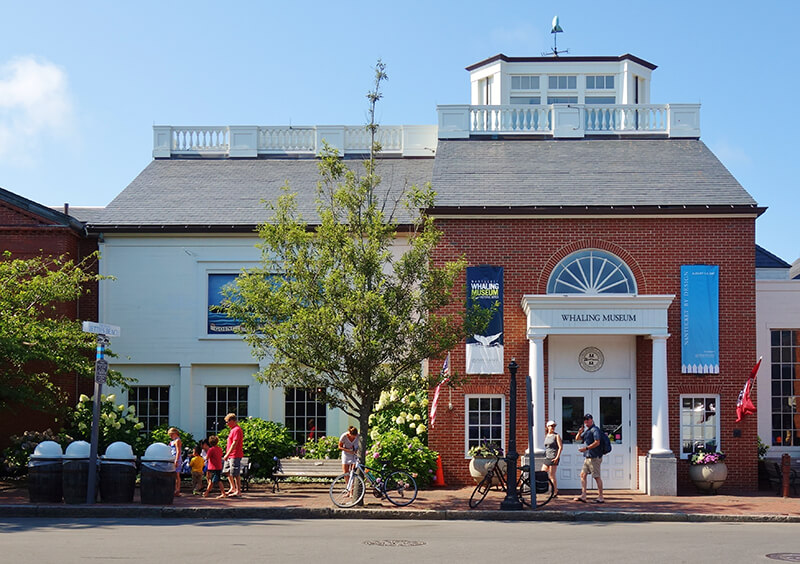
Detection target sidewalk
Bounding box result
[2,481,798,522]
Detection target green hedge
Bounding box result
[217,418,296,478]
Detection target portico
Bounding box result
[521,294,677,494]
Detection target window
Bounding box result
[206,386,248,436]
[680,395,720,459]
[548,75,576,90]
[128,386,169,434]
[585,96,616,105]
[465,395,504,456]
[510,96,541,105]
[285,387,327,444]
[547,249,637,294]
[208,274,241,334]
[546,96,578,104]
[511,75,540,90]
[586,75,614,89]
[771,330,800,447]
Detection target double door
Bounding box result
[553,389,631,490]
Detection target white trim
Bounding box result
[464,393,506,459]
[678,393,721,460]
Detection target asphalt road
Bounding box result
[1,518,798,563]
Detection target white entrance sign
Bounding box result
[81,321,121,337]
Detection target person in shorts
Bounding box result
[223,413,244,497]
[574,413,605,503]
[541,420,563,497]
[203,435,226,499]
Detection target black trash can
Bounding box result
[140,443,176,505]
[100,442,137,503]
[62,441,96,504]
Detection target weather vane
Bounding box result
[543,15,569,57]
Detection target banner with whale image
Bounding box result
[466,265,504,374]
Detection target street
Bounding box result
[1,518,798,563]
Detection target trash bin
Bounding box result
[100,442,137,503]
[62,441,95,504]
[140,443,175,505]
[28,441,63,503]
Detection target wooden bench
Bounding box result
[270,458,342,492]
[765,460,799,496]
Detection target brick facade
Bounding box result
[0,197,97,449]
[429,215,757,492]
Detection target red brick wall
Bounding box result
[0,200,97,448]
[429,215,757,492]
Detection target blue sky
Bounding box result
[1,1,797,262]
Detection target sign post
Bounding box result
[81,321,121,505]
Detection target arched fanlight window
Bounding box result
[547,249,637,295]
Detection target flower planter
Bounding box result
[469,457,507,485]
[688,462,728,494]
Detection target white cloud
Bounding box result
[0,56,74,164]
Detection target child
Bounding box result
[203,435,226,499]
[190,445,205,494]
[167,427,183,497]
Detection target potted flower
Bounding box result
[468,441,506,484]
[687,449,728,494]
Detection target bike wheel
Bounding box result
[468,475,493,509]
[517,469,532,507]
[329,472,365,508]
[383,471,418,507]
[534,475,555,508]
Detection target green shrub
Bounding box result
[148,425,196,453]
[217,418,296,478]
[369,387,429,444]
[302,435,340,459]
[366,428,438,488]
[64,394,144,454]
[1,428,73,477]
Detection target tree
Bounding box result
[224,61,489,464]
[0,251,125,412]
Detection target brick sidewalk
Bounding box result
[2,480,799,520]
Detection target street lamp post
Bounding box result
[500,358,523,510]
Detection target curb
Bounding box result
[2,504,799,523]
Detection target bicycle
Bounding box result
[468,449,554,509]
[329,459,418,508]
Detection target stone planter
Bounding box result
[469,457,507,484]
[688,462,728,494]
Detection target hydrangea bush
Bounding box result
[66,394,145,454]
[1,428,73,476]
[302,435,341,460]
[366,428,438,488]
[368,388,429,444]
[217,417,296,478]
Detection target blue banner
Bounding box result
[208,274,241,334]
[681,265,719,374]
[466,265,504,374]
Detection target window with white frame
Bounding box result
[206,386,248,436]
[465,395,505,456]
[285,387,327,444]
[586,75,615,89]
[548,75,576,90]
[680,395,720,458]
[770,329,800,447]
[511,75,540,90]
[128,386,170,434]
[510,96,542,105]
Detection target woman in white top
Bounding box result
[338,426,359,473]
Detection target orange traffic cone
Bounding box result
[432,455,446,487]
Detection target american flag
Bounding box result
[430,353,450,429]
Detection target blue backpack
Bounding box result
[601,431,612,455]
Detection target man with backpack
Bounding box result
[574,413,606,503]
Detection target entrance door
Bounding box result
[553,389,631,489]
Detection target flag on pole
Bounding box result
[430,353,450,429]
[736,357,761,422]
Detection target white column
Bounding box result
[179,364,192,433]
[649,334,672,455]
[529,335,546,455]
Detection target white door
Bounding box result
[553,389,631,489]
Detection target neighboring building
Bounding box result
[0,188,99,448]
[755,246,800,458]
[88,52,766,494]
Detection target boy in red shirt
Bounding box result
[203,435,226,499]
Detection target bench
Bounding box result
[270,458,342,492]
[765,460,798,496]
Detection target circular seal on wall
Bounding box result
[579,347,604,372]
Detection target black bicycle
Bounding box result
[468,450,554,509]
[329,459,418,508]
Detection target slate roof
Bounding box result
[430,138,759,212]
[90,157,435,230]
[756,245,791,269]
